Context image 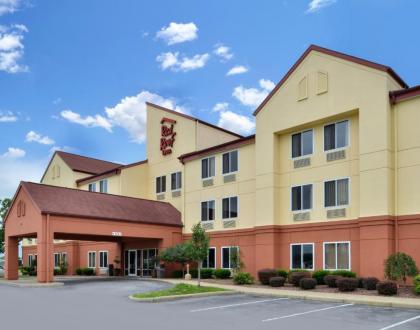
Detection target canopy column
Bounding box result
[36,214,54,283]
[4,235,19,280]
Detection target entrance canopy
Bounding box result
[4,182,182,282]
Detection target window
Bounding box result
[88,251,96,268]
[28,254,35,267]
[201,156,215,179]
[88,183,96,192]
[290,244,314,270]
[221,246,239,269]
[292,130,313,158]
[324,120,349,151]
[202,247,216,268]
[201,200,215,221]
[171,172,182,191]
[324,178,349,207]
[156,175,166,194]
[99,180,108,193]
[324,242,350,270]
[291,184,312,211]
[99,251,108,268]
[222,150,238,174]
[222,197,238,219]
[54,253,66,268]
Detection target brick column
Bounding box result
[4,236,19,280]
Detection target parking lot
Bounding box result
[0,278,420,329]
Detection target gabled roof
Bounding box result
[14,182,182,227]
[389,85,420,104]
[146,102,244,138]
[253,44,408,116]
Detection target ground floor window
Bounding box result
[202,247,216,268]
[324,242,350,270]
[290,243,314,270]
[88,251,96,268]
[28,254,37,268]
[54,252,66,268]
[99,251,108,268]
[221,246,239,269]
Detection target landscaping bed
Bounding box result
[131,283,228,299]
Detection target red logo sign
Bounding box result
[160,117,176,155]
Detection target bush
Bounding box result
[200,268,214,279]
[324,275,342,288]
[377,281,398,296]
[384,252,418,285]
[312,270,330,285]
[258,269,278,285]
[189,269,198,278]
[277,269,289,278]
[363,277,379,290]
[331,270,357,278]
[171,270,184,278]
[337,278,359,292]
[75,267,95,276]
[289,271,311,287]
[54,268,62,276]
[413,275,420,287]
[414,285,420,295]
[213,268,231,279]
[76,268,83,275]
[300,278,317,290]
[233,272,254,285]
[269,276,286,287]
[357,277,365,288]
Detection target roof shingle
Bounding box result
[56,151,122,175]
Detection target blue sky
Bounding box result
[0,0,419,198]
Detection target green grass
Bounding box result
[132,283,227,299]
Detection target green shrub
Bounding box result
[269,276,286,287]
[312,270,330,285]
[76,268,83,275]
[171,270,184,278]
[324,275,342,288]
[214,268,231,279]
[200,268,214,279]
[289,271,311,287]
[258,269,278,285]
[413,275,420,287]
[300,278,317,290]
[414,285,420,295]
[233,272,254,285]
[277,269,289,278]
[384,252,418,285]
[337,278,359,292]
[377,281,398,296]
[54,268,62,276]
[189,269,198,278]
[76,267,95,276]
[363,277,379,290]
[331,270,357,278]
[20,266,33,276]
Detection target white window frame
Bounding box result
[222,150,239,175]
[323,241,351,271]
[87,251,96,269]
[88,183,96,192]
[221,196,239,220]
[99,179,108,193]
[291,129,314,159]
[291,183,313,212]
[201,156,216,179]
[289,243,315,271]
[323,119,350,152]
[221,246,239,269]
[99,251,108,268]
[201,200,215,222]
[171,171,182,191]
[54,252,67,268]
[323,177,350,209]
[156,175,166,194]
[202,247,216,269]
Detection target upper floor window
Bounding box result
[202,156,215,179]
[156,175,166,194]
[324,120,349,151]
[324,178,349,207]
[222,150,238,174]
[99,179,108,193]
[171,172,182,191]
[291,184,312,211]
[222,196,238,219]
[201,200,215,221]
[88,183,96,192]
[292,130,313,158]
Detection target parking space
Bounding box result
[0,279,419,329]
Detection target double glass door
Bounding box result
[124,249,157,277]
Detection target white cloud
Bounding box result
[156,52,210,72]
[25,131,55,145]
[2,147,25,158]
[60,110,113,132]
[213,102,229,112]
[0,110,17,122]
[226,65,248,76]
[156,22,198,45]
[214,45,233,61]
[0,0,20,16]
[232,79,275,107]
[218,111,255,136]
[306,0,337,13]
[0,24,28,73]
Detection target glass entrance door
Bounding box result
[124,248,157,277]
[124,250,137,276]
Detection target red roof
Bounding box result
[20,182,182,227]
[389,85,420,104]
[55,151,122,174]
[253,44,408,116]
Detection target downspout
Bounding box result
[393,102,399,253]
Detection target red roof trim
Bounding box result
[253,44,408,116]
[390,85,420,104]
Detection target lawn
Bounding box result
[132,283,227,299]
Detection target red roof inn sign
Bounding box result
[160,117,177,155]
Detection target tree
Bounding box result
[186,223,209,287]
[160,243,192,276]
[0,198,12,254]
[384,252,418,286]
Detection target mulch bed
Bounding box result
[201,278,420,299]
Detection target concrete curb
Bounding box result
[128,290,235,303]
[0,280,64,288]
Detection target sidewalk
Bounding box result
[0,277,63,288]
[163,279,420,310]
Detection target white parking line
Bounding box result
[379,314,420,330]
[190,297,288,312]
[262,303,353,322]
